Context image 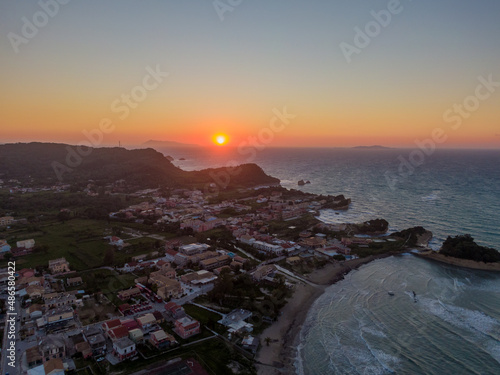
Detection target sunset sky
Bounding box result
[1,0,499,148]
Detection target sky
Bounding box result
[1,0,499,148]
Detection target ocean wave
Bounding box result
[422,298,500,364]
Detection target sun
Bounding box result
[213,134,228,146]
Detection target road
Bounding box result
[233,246,259,262]
[274,265,319,287]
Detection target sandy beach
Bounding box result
[255,254,394,375]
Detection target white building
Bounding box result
[178,243,210,256]
[17,239,35,249]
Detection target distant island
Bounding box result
[352,145,392,149]
[142,139,200,148]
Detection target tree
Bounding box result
[264,337,272,346]
[103,248,115,266]
[3,252,13,261]
[57,210,71,222]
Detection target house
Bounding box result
[164,302,186,319]
[132,254,147,262]
[300,237,327,249]
[40,335,66,362]
[121,318,139,331]
[87,334,106,356]
[17,238,36,249]
[156,279,183,300]
[218,309,253,333]
[174,317,200,339]
[108,325,129,341]
[128,328,144,343]
[252,265,277,281]
[165,249,178,262]
[0,239,11,254]
[117,287,141,300]
[83,326,106,356]
[118,303,131,314]
[241,335,259,353]
[43,358,65,375]
[0,216,14,226]
[178,243,210,255]
[252,241,283,255]
[44,306,74,328]
[149,329,175,350]
[153,310,165,324]
[180,270,217,286]
[75,341,93,359]
[136,313,156,332]
[26,285,45,299]
[112,337,136,362]
[149,269,176,287]
[200,255,231,271]
[109,236,124,247]
[102,318,122,333]
[174,252,189,266]
[26,345,43,368]
[44,293,76,309]
[48,258,70,274]
[27,304,44,319]
[66,276,83,286]
[122,261,139,272]
[18,268,35,278]
[18,275,45,288]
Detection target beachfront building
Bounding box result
[218,309,253,334]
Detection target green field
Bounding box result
[3,218,176,270]
[10,219,111,270]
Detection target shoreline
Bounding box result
[415,251,500,272]
[255,253,395,375]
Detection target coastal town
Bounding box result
[0,177,423,375]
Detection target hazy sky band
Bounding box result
[1,0,499,147]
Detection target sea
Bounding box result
[159,147,500,374]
